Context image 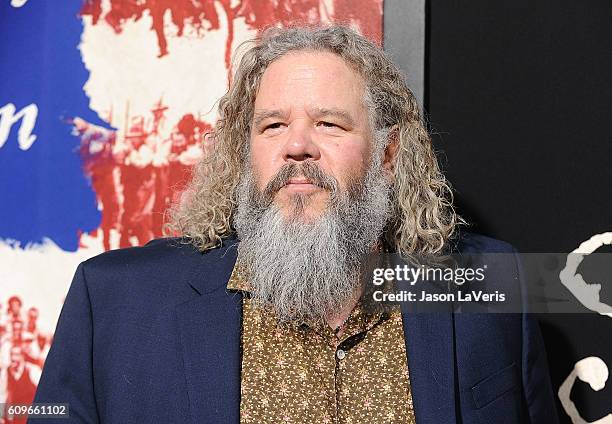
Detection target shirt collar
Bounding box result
[226,260,251,292]
[226,259,390,341]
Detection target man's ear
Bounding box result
[382,125,399,183]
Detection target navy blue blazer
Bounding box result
[31,233,558,423]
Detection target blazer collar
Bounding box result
[184,236,240,295]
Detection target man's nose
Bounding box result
[282,123,321,162]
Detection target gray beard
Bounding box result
[233,155,391,324]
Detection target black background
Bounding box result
[426,1,612,421]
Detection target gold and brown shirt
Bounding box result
[227,264,416,424]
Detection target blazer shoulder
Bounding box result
[82,236,238,270]
[78,236,239,304]
[82,237,187,268]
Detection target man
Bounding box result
[5,297,22,324]
[31,26,558,423]
[6,345,41,424]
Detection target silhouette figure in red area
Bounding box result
[118,115,155,247]
[76,118,120,251]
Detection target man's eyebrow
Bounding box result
[252,107,356,127]
[252,109,287,127]
[310,107,355,127]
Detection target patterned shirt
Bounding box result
[227,264,416,424]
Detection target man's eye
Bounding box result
[266,123,283,130]
[318,121,338,128]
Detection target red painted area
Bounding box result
[332,0,383,45]
[75,103,210,249]
[80,0,382,64]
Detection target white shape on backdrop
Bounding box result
[0,103,38,151]
[558,233,612,423]
[559,356,612,424]
[10,0,29,7]
[559,232,612,318]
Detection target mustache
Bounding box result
[261,161,338,201]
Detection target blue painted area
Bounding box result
[0,1,109,251]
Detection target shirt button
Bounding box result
[336,349,346,360]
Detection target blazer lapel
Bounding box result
[402,308,457,423]
[176,239,242,424]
